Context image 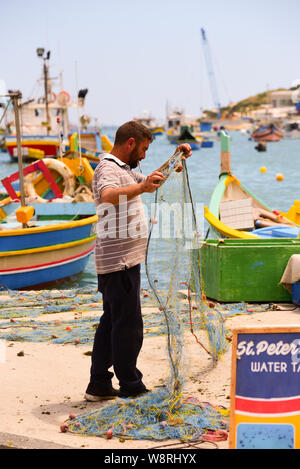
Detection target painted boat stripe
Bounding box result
[0,234,96,257]
[0,215,97,237]
[0,244,95,275]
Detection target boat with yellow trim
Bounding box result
[0,151,98,289]
[64,132,113,169]
[0,205,97,290]
[205,131,300,239]
[133,113,165,136]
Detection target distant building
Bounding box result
[270,90,294,108]
[248,90,297,120]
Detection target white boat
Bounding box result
[5,49,101,161]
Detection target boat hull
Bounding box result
[6,135,60,160]
[252,126,283,142]
[151,127,164,136]
[168,137,201,150]
[0,237,95,290]
[0,210,97,290]
[0,217,96,252]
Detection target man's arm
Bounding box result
[101,170,165,204]
[101,144,192,205]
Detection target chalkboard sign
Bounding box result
[229,326,300,449]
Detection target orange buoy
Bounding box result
[260,166,267,173]
[276,173,284,181]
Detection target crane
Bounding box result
[200,28,221,119]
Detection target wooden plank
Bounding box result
[220,198,254,230]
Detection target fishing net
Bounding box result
[0,285,268,346]
[0,153,270,441]
[63,153,232,441]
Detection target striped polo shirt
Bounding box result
[92,153,148,274]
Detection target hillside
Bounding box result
[202,88,288,119]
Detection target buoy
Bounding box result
[60,423,69,433]
[276,173,284,181]
[260,166,267,173]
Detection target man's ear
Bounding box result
[127,137,136,149]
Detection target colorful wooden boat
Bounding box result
[0,151,97,289]
[6,135,60,160]
[200,137,214,148]
[251,124,284,142]
[0,202,97,290]
[204,131,300,239]
[167,126,201,150]
[64,133,104,170]
[151,127,165,136]
[134,115,165,136]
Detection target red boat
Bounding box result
[252,124,284,142]
[6,135,60,161]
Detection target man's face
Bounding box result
[128,138,150,169]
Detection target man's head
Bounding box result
[113,121,153,169]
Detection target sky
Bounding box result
[1,0,300,126]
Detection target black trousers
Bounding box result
[89,264,146,394]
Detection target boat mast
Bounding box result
[9,91,26,210]
[37,48,51,135]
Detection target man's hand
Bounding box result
[174,143,192,172]
[141,171,165,193]
[176,143,192,159]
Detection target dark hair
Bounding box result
[114,121,153,146]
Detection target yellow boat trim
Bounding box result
[0,233,96,257]
[6,140,59,147]
[204,206,259,239]
[0,214,98,237]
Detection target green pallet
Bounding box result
[199,238,300,302]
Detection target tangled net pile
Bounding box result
[64,153,232,442]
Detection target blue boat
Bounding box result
[0,155,97,290]
[0,201,97,290]
[201,139,214,148]
[167,126,201,150]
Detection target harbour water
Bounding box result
[0,129,299,290]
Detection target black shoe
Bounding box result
[84,383,120,401]
[119,388,151,398]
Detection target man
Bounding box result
[85,121,192,401]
